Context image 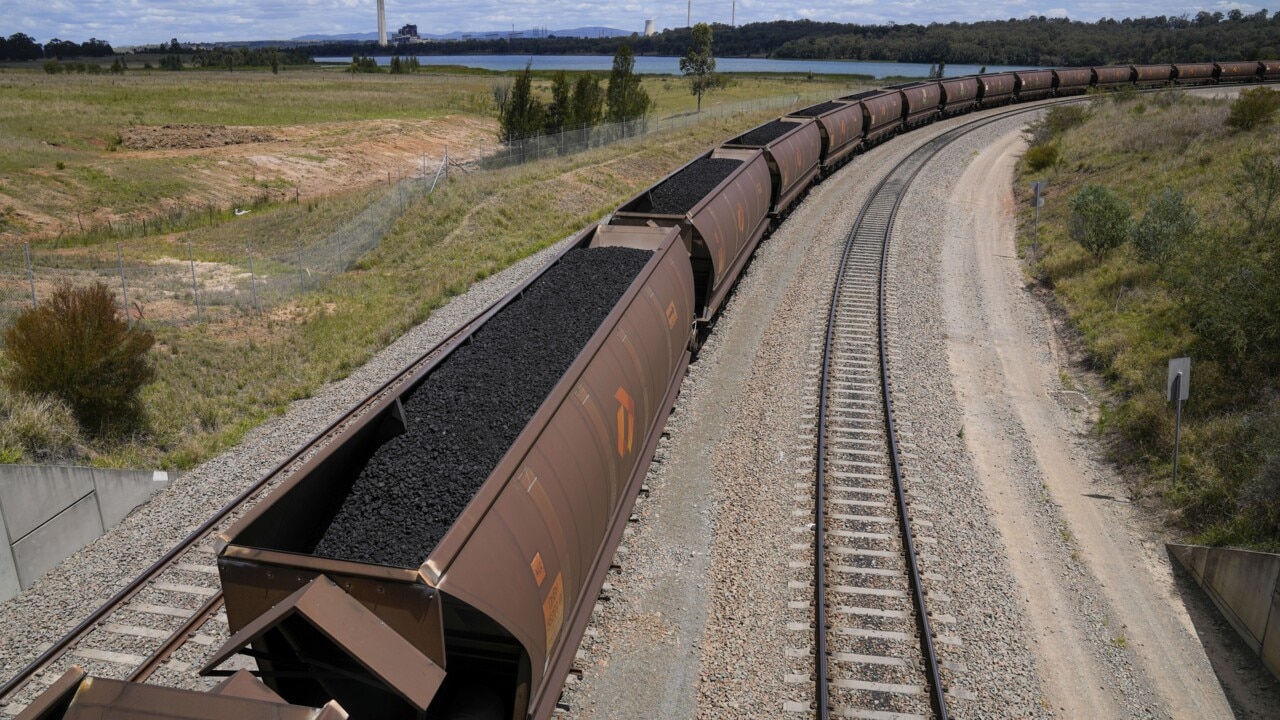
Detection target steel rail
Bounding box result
[0,262,513,703]
[814,97,1087,719]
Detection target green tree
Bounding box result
[545,70,572,134]
[570,75,604,128]
[269,49,280,74]
[1069,183,1131,260]
[500,61,545,142]
[606,44,651,127]
[680,23,718,113]
[1131,188,1197,266]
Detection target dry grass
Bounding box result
[2,107,793,470]
[0,390,83,464]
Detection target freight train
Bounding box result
[17,60,1280,720]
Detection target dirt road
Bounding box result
[941,128,1236,719]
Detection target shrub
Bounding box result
[1025,144,1060,171]
[1226,87,1280,131]
[4,282,155,431]
[1132,188,1198,266]
[1069,184,1132,260]
[1026,105,1089,147]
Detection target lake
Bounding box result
[315,54,1038,78]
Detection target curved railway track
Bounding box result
[3,79,1234,717]
[812,101,1081,720]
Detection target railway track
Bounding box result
[5,77,1228,717]
[0,312,480,716]
[809,102,1077,720]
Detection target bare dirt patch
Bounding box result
[117,116,498,201]
[4,115,500,241]
[942,127,1238,718]
[120,124,277,150]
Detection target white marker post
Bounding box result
[1030,181,1047,260]
[1167,357,1191,487]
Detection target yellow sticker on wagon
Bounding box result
[531,552,546,587]
[543,572,565,651]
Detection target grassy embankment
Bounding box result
[0,67,855,239]
[0,67,863,469]
[1018,88,1280,550]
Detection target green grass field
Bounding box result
[0,58,864,469]
[0,66,862,241]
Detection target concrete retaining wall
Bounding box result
[1168,543,1280,681]
[0,465,169,602]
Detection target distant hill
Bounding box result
[292,26,632,42]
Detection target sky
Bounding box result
[2,0,1265,47]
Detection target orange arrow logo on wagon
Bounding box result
[615,387,635,457]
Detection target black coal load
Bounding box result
[647,158,741,215]
[791,101,844,117]
[312,246,653,568]
[730,119,798,147]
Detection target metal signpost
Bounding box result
[1030,181,1047,259]
[1167,357,1191,487]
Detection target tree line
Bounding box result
[771,13,1280,66]
[1,33,113,61]
[295,14,1280,68]
[496,45,651,142]
[496,27,720,147]
[10,12,1280,67]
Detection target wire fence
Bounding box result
[0,86,855,332]
[0,155,448,330]
[485,89,845,168]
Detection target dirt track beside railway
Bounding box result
[935,126,1267,718]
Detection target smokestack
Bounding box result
[377,0,387,46]
[687,0,691,26]
[732,0,735,26]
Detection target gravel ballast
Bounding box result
[728,119,797,147]
[312,246,651,568]
[560,107,1062,720]
[647,158,742,215]
[790,101,845,117]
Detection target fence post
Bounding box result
[188,242,201,321]
[116,242,132,330]
[297,237,305,290]
[248,239,260,315]
[23,241,37,310]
